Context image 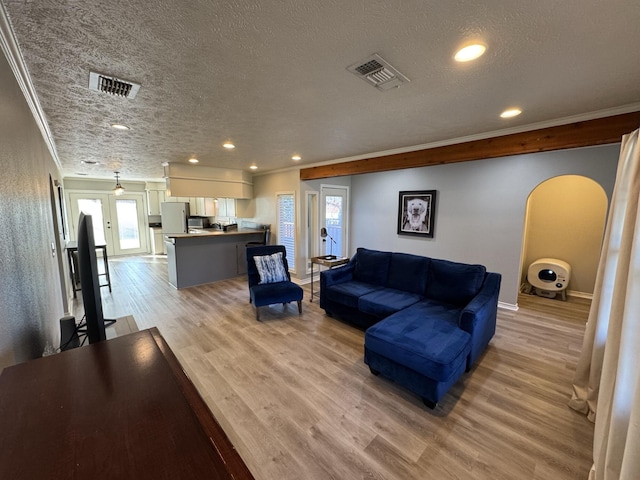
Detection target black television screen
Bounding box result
[77,213,106,343]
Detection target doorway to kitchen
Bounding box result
[68,192,148,256]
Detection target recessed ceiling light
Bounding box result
[223,142,235,149]
[291,155,302,161]
[188,158,199,164]
[454,44,486,62]
[81,160,99,165]
[75,172,89,176]
[111,124,130,130]
[500,108,522,118]
[249,165,258,170]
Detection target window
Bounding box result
[277,192,296,271]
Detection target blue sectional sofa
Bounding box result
[320,247,501,408]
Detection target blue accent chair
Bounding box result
[246,245,303,321]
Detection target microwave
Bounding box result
[187,216,211,229]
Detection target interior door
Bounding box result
[68,192,148,256]
[320,185,349,258]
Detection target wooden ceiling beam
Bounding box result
[299,111,640,180]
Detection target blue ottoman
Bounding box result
[364,301,472,408]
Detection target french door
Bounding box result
[320,185,349,258]
[68,192,148,256]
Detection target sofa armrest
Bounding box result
[320,262,355,290]
[459,272,502,367]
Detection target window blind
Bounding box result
[277,193,295,271]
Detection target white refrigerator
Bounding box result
[160,202,190,234]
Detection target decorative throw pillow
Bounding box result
[254,252,288,284]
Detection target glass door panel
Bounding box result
[320,186,349,258]
[76,198,107,244]
[108,194,148,255]
[115,199,141,250]
[68,193,113,255]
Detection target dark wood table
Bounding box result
[0,328,255,480]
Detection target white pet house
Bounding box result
[527,258,572,300]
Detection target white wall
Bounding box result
[349,145,619,307]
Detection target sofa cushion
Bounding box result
[359,288,422,318]
[365,301,471,382]
[325,281,383,309]
[353,248,392,286]
[425,258,486,306]
[386,253,430,295]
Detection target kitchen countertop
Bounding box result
[165,228,262,239]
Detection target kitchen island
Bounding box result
[165,228,264,288]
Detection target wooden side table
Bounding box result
[310,255,349,302]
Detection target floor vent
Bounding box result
[89,71,141,99]
[347,54,409,91]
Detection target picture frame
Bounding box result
[397,190,437,238]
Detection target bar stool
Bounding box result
[246,224,270,246]
[67,242,112,298]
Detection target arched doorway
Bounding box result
[520,175,607,298]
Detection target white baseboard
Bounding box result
[567,290,593,300]
[498,301,519,311]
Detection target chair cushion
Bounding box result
[386,253,430,295]
[425,258,486,306]
[359,288,422,318]
[365,301,471,382]
[250,281,303,307]
[325,281,382,309]
[254,252,288,284]
[353,248,391,286]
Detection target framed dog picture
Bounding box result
[397,190,437,237]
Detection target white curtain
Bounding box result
[568,128,640,480]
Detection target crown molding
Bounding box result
[0,3,61,171]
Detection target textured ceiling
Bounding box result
[3,0,640,181]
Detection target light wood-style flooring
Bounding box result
[83,255,594,480]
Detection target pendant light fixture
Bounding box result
[113,171,125,196]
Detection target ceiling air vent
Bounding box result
[347,54,409,91]
[89,71,141,99]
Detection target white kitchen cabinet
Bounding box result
[193,198,210,216]
[226,198,236,217]
[147,190,166,215]
[149,228,166,254]
[204,198,216,216]
[216,198,236,217]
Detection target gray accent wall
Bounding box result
[0,51,65,370]
[349,145,620,306]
